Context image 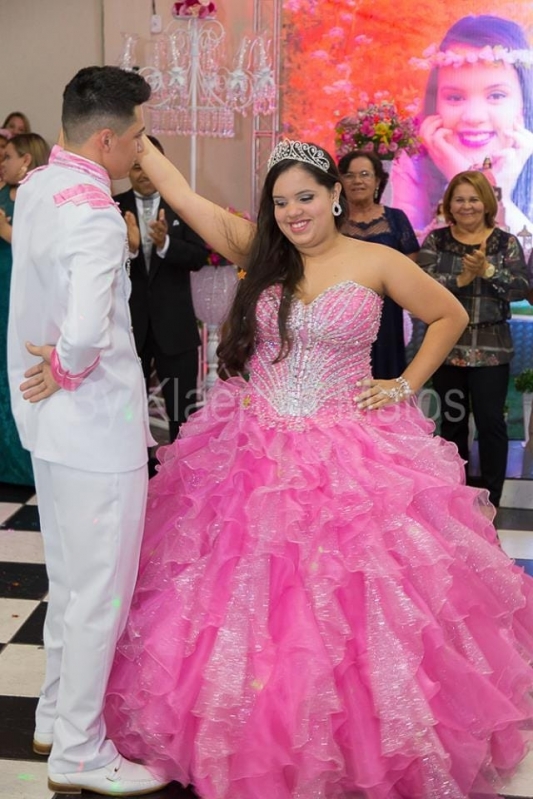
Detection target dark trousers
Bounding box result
[432,363,509,507]
[140,326,199,443]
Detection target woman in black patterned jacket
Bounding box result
[418,169,529,507]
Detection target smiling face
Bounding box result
[6,115,27,136]
[129,161,156,196]
[449,180,487,231]
[339,156,379,207]
[435,51,524,159]
[1,142,29,185]
[272,164,340,248]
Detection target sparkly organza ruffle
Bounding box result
[105,378,533,799]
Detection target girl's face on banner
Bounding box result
[435,53,524,160]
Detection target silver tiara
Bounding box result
[267,140,330,173]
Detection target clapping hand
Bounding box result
[124,211,141,253]
[148,209,167,250]
[458,240,487,287]
[0,208,12,242]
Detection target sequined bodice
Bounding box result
[245,281,382,429]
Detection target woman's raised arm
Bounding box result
[138,136,255,267]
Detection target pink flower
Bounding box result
[172,0,216,19]
[310,50,330,61]
[327,27,345,39]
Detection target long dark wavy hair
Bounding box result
[217,151,347,375]
[420,15,533,221]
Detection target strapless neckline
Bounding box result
[293,279,381,308]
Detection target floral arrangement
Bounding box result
[335,99,421,160]
[172,0,216,19]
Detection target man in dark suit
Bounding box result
[114,136,208,443]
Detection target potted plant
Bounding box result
[514,369,533,447]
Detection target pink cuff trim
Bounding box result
[50,348,100,391]
[53,184,116,210]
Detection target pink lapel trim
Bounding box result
[49,145,110,188]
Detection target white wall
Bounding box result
[0,0,103,143]
[1,0,256,212]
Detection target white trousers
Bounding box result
[32,457,148,773]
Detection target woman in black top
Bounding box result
[419,170,529,506]
[338,150,419,378]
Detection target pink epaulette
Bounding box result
[53,184,116,210]
[19,164,48,186]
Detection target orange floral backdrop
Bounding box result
[280,0,533,157]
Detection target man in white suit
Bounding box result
[8,66,168,796]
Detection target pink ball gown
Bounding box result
[105,281,533,799]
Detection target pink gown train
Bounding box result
[105,282,533,799]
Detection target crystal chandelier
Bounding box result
[118,19,277,141]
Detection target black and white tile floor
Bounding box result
[1,441,533,798]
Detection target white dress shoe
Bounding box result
[48,754,169,796]
[33,730,53,756]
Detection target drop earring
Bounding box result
[332,199,342,217]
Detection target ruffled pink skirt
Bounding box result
[105,378,533,799]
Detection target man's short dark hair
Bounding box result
[62,66,151,145]
[147,135,164,155]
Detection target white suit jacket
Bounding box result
[8,146,155,473]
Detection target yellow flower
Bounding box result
[374,122,389,136]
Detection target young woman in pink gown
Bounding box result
[105,139,533,799]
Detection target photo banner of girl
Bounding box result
[281,1,533,237]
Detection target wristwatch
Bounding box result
[483,263,495,278]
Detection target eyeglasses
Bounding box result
[342,170,375,181]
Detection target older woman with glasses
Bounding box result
[338,149,419,378]
[418,169,529,507]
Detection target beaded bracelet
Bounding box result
[378,375,413,403]
[395,375,412,397]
